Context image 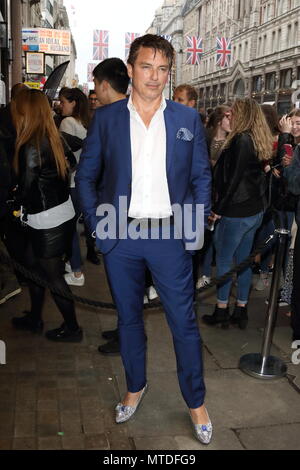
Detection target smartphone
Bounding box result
[283,144,293,157]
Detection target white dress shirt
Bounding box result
[127,95,172,219]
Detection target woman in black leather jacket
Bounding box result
[202,98,273,329]
[10,88,82,342]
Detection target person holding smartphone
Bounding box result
[270,114,297,230]
[266,109,300,307]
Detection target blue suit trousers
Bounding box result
[103,226,206,408]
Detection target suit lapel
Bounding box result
[164,101,176,174]
[119,101,132,182]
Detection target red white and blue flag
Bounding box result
[216,37,232,68]
[93,30,109,61]
[125,32,140,58]
[87,63,96,83]
[186,36,203,65]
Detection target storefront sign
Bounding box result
[26,52,45,74]
[24,81,41,89]
[22,29,39,51]
[22,28,71,56]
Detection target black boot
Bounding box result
[12,311,44,333]
[98,338,120,355]
[202,305,230,329]
[230,305,248,330]
[102,328,118,340]
[86,248,100,265]
[45,323,83,342]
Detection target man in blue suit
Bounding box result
[76,35,212,444]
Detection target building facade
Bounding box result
[148,0,300,113]
[40,0,77,87]
[0,0,11,104]
[0,0,77,105]
[147,0,185,98]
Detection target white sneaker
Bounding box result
[143,295,149,305]
[196,276,211,289]
[147,286,158,301]
[65,262,72,273]
[64,272,85,286]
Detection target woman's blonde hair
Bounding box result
[224,98,274,161]
[12,88,68,178]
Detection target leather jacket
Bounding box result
[213,133,266,216]
[0,128,12,218]
[17,137,70,215]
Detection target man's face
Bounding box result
[89,92,100,110]
[93,78,107,105]
[173,89,195,108]
[127,47,170,102]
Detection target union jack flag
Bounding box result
[216,37,232,68]
[87,63,96,83]
[186,36,203,65]
[125,32,140,59]
[93,30,109,61]
[161,35,172,42]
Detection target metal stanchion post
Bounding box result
[239,229,289,380]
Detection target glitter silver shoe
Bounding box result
[115,384,148,424]
[189,411,213,445]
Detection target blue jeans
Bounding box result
[214,212,264,304]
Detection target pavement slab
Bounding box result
[236,423,300,450]
[174,428,244,451]
[1,244,300,450]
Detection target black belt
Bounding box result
[127,216,174,226]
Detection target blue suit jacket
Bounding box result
[75,98,211,254]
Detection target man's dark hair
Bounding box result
[93,58,130,95]
[89,89,97,97]
[127,34,174,69]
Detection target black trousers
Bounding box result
[23,219,79,331]
[291,229,300,340]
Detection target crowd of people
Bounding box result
[1,34,300,444]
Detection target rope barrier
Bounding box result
[0,232,276,312]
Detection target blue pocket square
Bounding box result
[176,128,194,141]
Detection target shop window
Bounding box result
[252,76,263,92]
[280,69,292,88]
[266,72,276,91]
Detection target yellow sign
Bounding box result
[24,81,40,89]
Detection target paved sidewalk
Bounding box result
[0,252,299,451]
